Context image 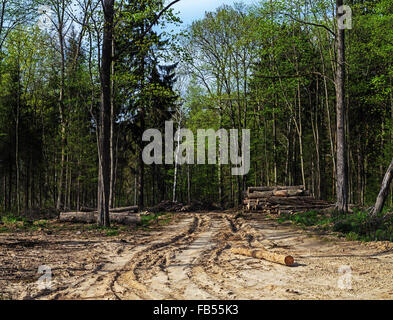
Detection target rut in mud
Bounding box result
[1,211,393,300]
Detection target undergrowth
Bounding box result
[277,209,393,242]
[0,211,172,235]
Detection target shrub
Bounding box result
[277,208,393,242]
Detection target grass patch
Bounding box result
[277,210,330,226]
[105,229,119,237]
[140,212,170,227]
[276,209,393,242]
[0,213,53,232]
[0,211,173,235]
[83,224,120,236]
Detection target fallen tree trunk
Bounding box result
[59,211,141,225]
[231,247,294,266]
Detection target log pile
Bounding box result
[243,185,332,214]
[59,206,141,225]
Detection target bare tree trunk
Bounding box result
[187,164,191,205]
[138,147,145,208]
[109,37,115,209]
[134,172,137,206]
[372,158,393,216]
[15,59,20,216]
[311,81,321,199]
[56,7,66,211]
[273,103,277,185]
[218,108,223,207]
[98,0,114,227]
[173,113,182,202]
[297,81,306,188]
[335,0,348,213]
[2,175,6,212]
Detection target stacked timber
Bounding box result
[243,185,332,214]
[59,206,141,225]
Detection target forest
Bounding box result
[1,0,393,301]
[1,0,393,223]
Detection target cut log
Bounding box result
[248,185,304,193]
[109,206,139,213]
[273,189,304,197]
[108,214,141,225]
[231,247,294,266]
[260,197,328,205]
[59,211,141,225]
[244,186,332,214]
[63,206,139,213]
[247,191,275,199]
[79,207,96,212]
[247,189,305,199]
[59,211,96,223]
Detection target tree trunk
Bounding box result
[109,37,115,209]
[335,0,348,213]
[173,114,181,203]
[187,164,191,205]
[56,17,66,211]
[15,51,21,215]
[98,0,114,227]
[134,172,137,206]
[138,149,145,208]
[372,158,393,216]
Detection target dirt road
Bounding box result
[1,211,393,300]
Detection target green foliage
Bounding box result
[277,210,330,226]
[1,0,393,220]
[278,208,393,242]
[105,229,120,237]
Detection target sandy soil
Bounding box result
[1,211,393,300]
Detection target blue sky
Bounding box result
[164,0,258,33]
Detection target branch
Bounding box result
[283,13,336,38]
[142,0,181,37]
[255,72,335,85]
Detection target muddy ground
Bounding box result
[1,211,393,300]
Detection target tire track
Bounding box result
[114,214,207,299]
